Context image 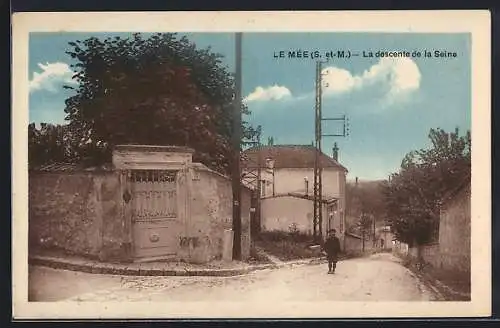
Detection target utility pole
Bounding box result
[313,61,323,244]
[241,126,262,236]
[312,60,350,244]
[232,32,242,260]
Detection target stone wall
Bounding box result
[418,243,440,266]
[438,183,471,275]
[180,164,251,263]
[29,170,125,261]
[408,183,471,275]
[30,149,252,264]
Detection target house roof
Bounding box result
[241,145,348,172]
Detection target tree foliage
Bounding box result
[384,127,471,246]
[33,32,255,173]
[345,180,386,235]
[357,213,373,235]
[28,123,75,168]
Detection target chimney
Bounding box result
[332,142,339,161]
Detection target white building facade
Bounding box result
[241,145,348,241]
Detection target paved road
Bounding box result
[29,253,437,302]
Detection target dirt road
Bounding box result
[29,253,437,302]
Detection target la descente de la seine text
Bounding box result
[273,49,458,59]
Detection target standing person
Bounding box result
[322,229,341,274]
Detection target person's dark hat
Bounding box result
[328,229,336,233]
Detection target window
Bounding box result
[260,180,266,197]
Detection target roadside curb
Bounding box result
[28,255,315,277]
[407,269,446,301]
[404,264,470,301]
[415,270,471,301]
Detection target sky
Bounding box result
[28,32,471,181]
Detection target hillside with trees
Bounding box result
[345,179,386,236]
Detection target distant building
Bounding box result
[241,145,348,242]
[376,225,394,249]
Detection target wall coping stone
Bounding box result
[191,162,252,192]
[114,145,195,153]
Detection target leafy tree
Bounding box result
[61,32,254,173]
[28,123,78,168]
[345,180,385,234]
[384,127,471,247]
[357,212,373,251]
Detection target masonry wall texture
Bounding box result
[98,173,128,261]
[29,171,124,261]
[439,183,471,274]
[30,167,251,264]
[186,165,251,263]
[415,183,471,275]
[30,146,251,264]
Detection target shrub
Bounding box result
[248,244,273,264]
[257,230,290,242]
[254,230,317,261]
[257,229,313,243]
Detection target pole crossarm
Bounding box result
[322,117,346,121]
[322,134,347,137]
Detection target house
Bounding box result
[29,145,252,264]
[241,144,348,242]
[375,225,395,249]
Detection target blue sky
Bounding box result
[28,32,471,180]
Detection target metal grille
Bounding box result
[130,169,178,221]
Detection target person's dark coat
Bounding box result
[323,236,341,257]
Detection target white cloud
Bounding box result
[322,57,421,100]
[29,62,78,93]
[244,84,292,103]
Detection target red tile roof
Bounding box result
[241,145,347,172]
